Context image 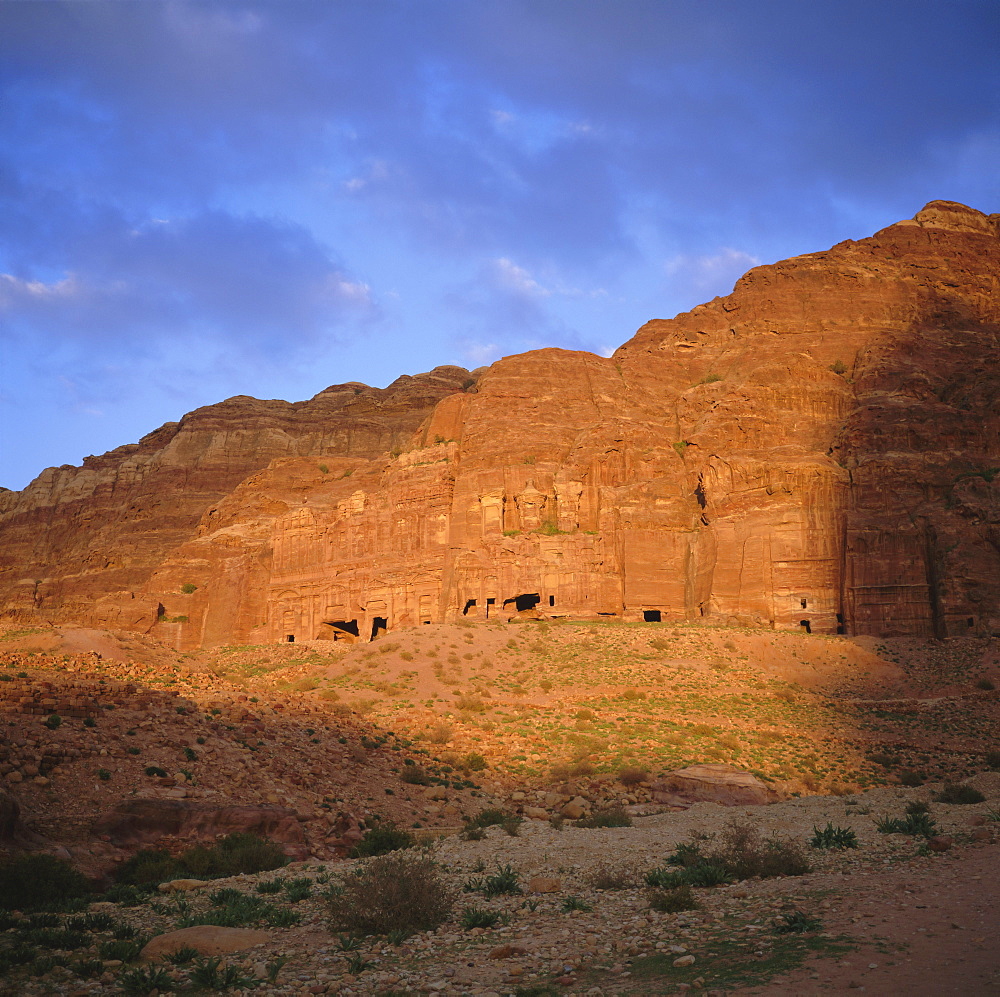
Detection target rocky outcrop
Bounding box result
[1,202,997,641]
[92,799,306,854]
[0,367,474,632]
[652,765,779,807]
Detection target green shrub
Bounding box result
[71,957,105,979]
[648,819,809,889]
[976,678,995,691]
[189,956,258,990]
[460,905,502,929]
[144,766,168,778]
[648,884,699,913]
[561,895,592,912]
[349,823,415,858]
[327,852,454,936]
[283,877,312,902]
[118,964,175,995]
[934,783,986,805]
[776,909,822,933]
[985,751,1000,769]
[180,583,198,594]
[115,849,180,886]
[463,864,522,897]
[575,806,632,828]
[44,714,62,729]
[809,823,859,850]
[399,765,431,785]
[116,834,287,886]
[98,768,111,781]
[875,812,936,837]
[0,853,91,910]
[102,884,150,906]
[899,770,924,787]
[461,752,488,772]
[99,938,145,962]
[465,808,508,829]
[162,946,199,965]
[255,877,286,894]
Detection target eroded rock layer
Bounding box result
[2,201,998,644]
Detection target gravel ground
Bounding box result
[3,777,997,996]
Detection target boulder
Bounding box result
[141,926,270,962]
[92,799,306,854]
[654,765,779,806]
[560,797,588,819]
[527,877,561,894]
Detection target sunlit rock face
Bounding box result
[1,201,998,645]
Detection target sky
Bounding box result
[1,1,997,491]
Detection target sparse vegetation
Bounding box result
[327,852,454,936]
[934,783,985,805]
[809,823,859,850]
[349,822,415,858]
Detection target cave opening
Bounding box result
[799,619,812,634]
[324,619,359,639]
[370,616,388,640]
[463,599,477,615]
[643,610,661,622]
[286,634,295,643]
[836,612,845,635]
[503,593,540,612]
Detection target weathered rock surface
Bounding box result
[140,925,271,961]
[1,201,997,642]
[653,764,779,806]
[92,798,305,851]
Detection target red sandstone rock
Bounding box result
[654,764,779,806]
[92,798,306,853]
[1,203,997,643]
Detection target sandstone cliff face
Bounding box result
[2,202,997,645]
[0,367,474,630]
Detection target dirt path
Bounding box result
[732,843,1000,996]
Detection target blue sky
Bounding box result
[1,0,997,491]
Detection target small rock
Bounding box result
[527,876,561,894]
[927,835,953,852]
[158,879,209,893]
[673,954,696,967]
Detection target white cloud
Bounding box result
[663,247,760,295]
[493,257,550,297]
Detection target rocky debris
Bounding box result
[5,780,998,996]
[139,925,271,961]
[653,764,780,806]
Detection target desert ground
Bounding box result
[1,619,998,994]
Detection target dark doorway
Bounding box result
[286,634,295,643]
[503,593,540,612]
[800,598,808,609]
[643,610,661,622]
[325,620,359,640]
[799,619,812,634]
[463,599,477,615]
[836,613,845,635]
[370,616,388,640]
[548,595,555,607]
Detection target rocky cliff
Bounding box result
[1,201,997,645]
